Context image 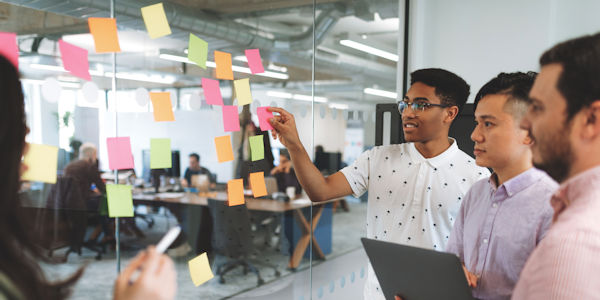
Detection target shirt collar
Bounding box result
[487,168,545,198]
[551,164,600,219]
[407,137,459,168]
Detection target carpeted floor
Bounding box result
[41,200,367,300]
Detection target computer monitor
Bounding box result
[314,152,342,174]
[142,149,181,182]
[375,103,476,158]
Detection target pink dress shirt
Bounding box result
[512,165,600,299]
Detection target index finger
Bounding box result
[267,107,292,118]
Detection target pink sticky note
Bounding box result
[222,106,240,132]
[245,49,264,74]
[59,39,91,81]
[0,32,19,69]
[106,137,134,170]
[201,78,223,105]
[257,107,273,131]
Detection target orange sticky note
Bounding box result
[214,51,233,80]
[227,179,245,206]
[214,135,234,163]
[249,172,268,198]
[88,18,121,53]
[150,92,175,122]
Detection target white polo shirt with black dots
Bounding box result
[340,138,490,300]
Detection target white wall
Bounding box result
[404,0,600,103]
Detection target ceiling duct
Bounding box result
[4,0,342,51]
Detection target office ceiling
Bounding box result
[1,0,399,107]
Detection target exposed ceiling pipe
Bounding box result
[4,0,340,51]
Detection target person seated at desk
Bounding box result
[63,143,105,210]
[445,72,557,299]
[271,150,302,197]
[181,153,215,189]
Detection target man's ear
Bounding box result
[580,100,600,141]
[445,106,459,123]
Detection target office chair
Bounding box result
[207,199,280,285]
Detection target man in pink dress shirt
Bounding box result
[514,32,600,299]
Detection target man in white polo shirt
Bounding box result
[269,68,490,300]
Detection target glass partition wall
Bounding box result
[10,0,391,299]
[11,0,599,299]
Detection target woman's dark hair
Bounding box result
[540,32,600,121]
[0,55,82,299]
[410,68,471,114]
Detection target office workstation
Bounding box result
[3,1,600,300]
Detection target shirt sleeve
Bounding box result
[446,190,468,261]
[514,230,600,299]
[183,168,191,185]
[339,148,372,198]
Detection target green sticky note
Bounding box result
[249,135,264,161]
[188,33,207,69]
[106,184,134,217]
[150,138,172,169]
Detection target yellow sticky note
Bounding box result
[141,3,172,39]
[214,51,234,80]
[106,184,134,217]
[249,172,267,198]
[150,92,175,122]
[227,179,245,206]
[150,138,172,169]
[188,252,213,286]
[234,78,253,106]
[88,18,121,53]
[21,143,58,184]
[214,135,234,163]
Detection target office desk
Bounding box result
[133,192,341,269]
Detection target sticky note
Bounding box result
[222,105,240,132]
[0,32,18,69]
[245,49,264,74]
[58,39,91,81]
[233,78,252,106]
[227,179,245,206]
[88,18,121,53]
[214,51,233,80]
[214,135,234,163]
[150,138,172,169]
[21,143,58,184]
[249,135,264,161]
[141,3,172,39]
[201,78,223,105]
[188,253,214,286]
[106,137,134,170]
[249,172,268,198]
[257,107,274,131]
[150,92,175,122]
[188,34,207,69]
[106,184,134,217]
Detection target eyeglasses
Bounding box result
[397,100,450,114]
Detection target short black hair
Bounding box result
[189,153,200,161]
[539,32,600,120]
[473,72,537,116]
[410,68,470,114]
